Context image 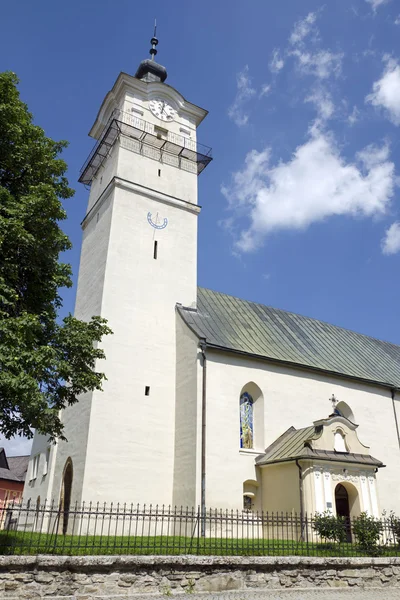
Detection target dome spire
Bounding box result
[150,20,158,61]
[135,20,167,83]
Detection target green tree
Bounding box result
[0,72,111,441]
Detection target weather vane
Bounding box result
[150,19,158,61]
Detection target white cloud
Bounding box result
[287,11,343,80]
[395,15,400,25]
[290,12,318,45]
[0,435,32,457]
[366,0,390,12]
[382,222,400,254]
[269,49,285,73]
[222,129,395,253]
[228,66,256,127]
[291,48,343,79]
[259,84,271,98]
[366,57,400,125]
[348,106,360,125]
[305,88,335,121]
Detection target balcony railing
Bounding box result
[79,109,212,185]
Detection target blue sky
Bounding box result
[2,0,400,454]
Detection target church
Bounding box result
[23,36,400,525]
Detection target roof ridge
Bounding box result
[197,286,400,351]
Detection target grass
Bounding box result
[0,531,399,557]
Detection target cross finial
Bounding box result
[150,19,158,61]
[330,394,338,412]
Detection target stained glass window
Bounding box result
[240,392,254,449]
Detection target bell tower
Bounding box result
[25,33,212,508]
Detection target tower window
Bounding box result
[153,241,158,259]
[145,386,150,396]
[158,169,161,177]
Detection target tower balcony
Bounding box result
[79,109,212,185]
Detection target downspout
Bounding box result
[391,388,400,451]
[295,459,305,540]
[199,339,207,537]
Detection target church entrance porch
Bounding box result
[255,414,384,522]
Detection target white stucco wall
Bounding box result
[22,434,55,506]
[172,313,201,508]
[203,349,400,514]
[77,180,198,505]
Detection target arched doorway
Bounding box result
[59,459,73,535]
[335,484,350,519]
[335,482,360,542]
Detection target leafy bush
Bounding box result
[387,511,400,547]
[353,512,383,556]
[312,511,347,543]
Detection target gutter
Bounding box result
[199,339,207,537]
[295,460,305,541]
[391,388,400,451]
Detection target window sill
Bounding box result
[239,448,263,456]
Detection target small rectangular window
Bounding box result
[31,454,40,480]
[153,240,158,260]
[43,447,50,476]
[158,169,161,177]
[145,386,150,396]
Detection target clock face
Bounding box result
[149,98,176,122]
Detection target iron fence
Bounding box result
[0,502,399,557]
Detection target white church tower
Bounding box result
[24,33,211,509]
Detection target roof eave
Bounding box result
[199,341,399,394]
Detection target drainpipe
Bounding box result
[199,339,207,537]
[391,388,400,451]
[296,459,305,540]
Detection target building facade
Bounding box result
[23,40,400,524]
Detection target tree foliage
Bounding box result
[0,71,111,441]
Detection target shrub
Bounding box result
[387,511,400,547]
[312,511,347,543]
[353,512,383,556]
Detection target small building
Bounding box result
[255,411,384,520]
[0,448,29,527]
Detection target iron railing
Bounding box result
[79,109,212,184]
[0,502,399,557]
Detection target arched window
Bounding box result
[334,430,348,452]
[240,392,254,449]
[60,458,73,535]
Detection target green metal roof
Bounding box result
[178,287,400,389]
[255,425,384,468]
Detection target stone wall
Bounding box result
[0,554,400,598]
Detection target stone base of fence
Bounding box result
[0,554,400,598]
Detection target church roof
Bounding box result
[255,425,384,468]
[178,287,400,390]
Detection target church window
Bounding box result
[153,241,158,259]
[240,392,254,449]
[334,430,348,453]
[31,454,39,480]
[145,386,150,396]
[243,495,253,511]
[158,169,161,177]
